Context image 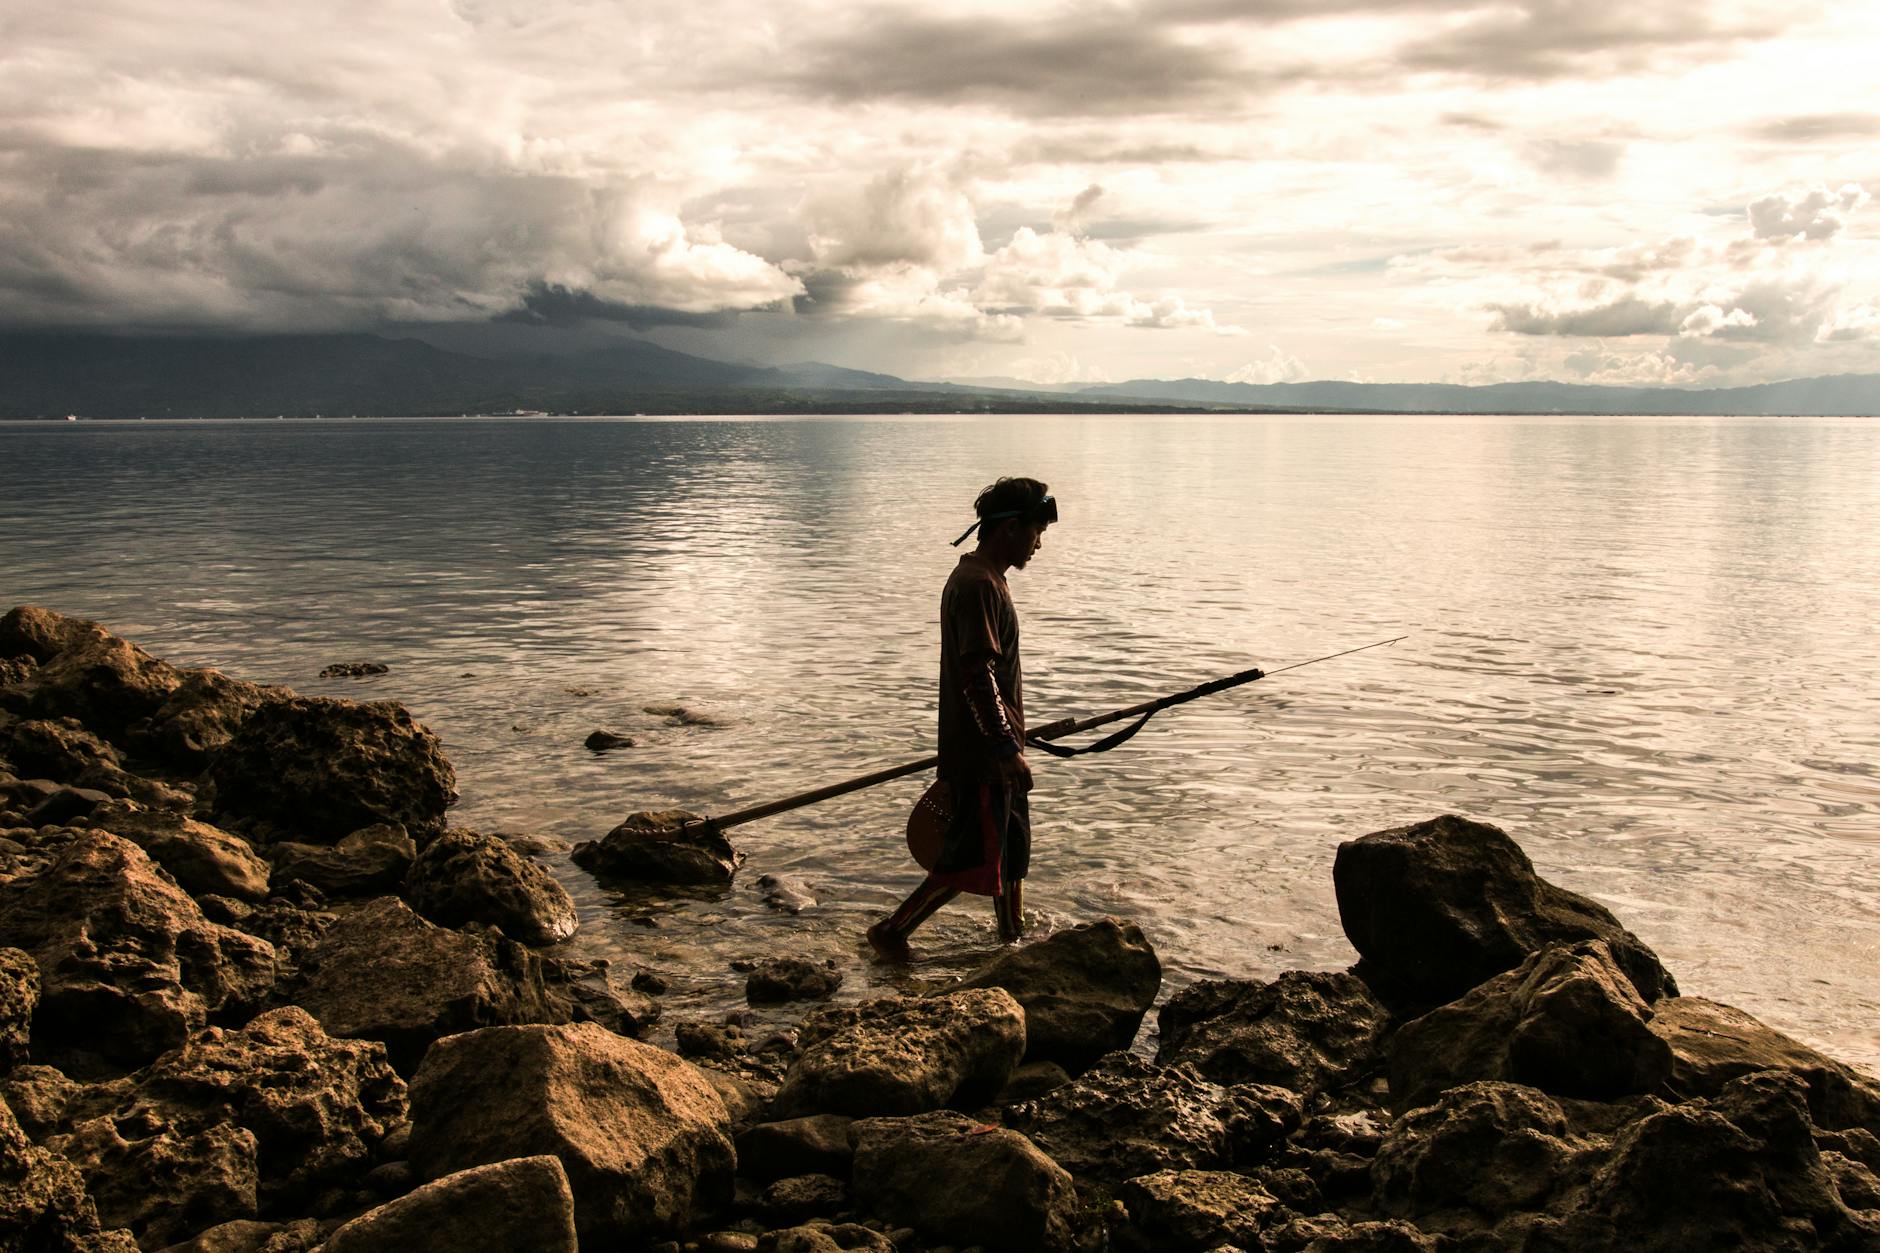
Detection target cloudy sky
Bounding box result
[5,0,1879,387]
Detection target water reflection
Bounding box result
[4,413,1878,1069]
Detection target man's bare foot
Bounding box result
[866,920,911,963]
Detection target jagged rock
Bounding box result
[1647,995,1880,1133]
[55,1006,405,1229]
[132,669,281,773]
[50,1115,259,1247]
[1388,941,1672,1113]
[545,956,660,1038]
[1535,1069,1880,1251]
[1271,1216,1440,1251]
[318,663,388,679]
[1115,1168,1282,1252]
[267,824,415,899]
[206,697,456,843]
[756,1223,895,1253]
[1,718,120,784]
[1370,1081,1594,1226]
[850,1110,1075,1252]
[1156,970,1390,1100]
[736,1115,856,1185]
[2,945,38,1071]
[771,989,1026,1118]
[406,1022,734,1244]
[571,809,744,885]
[953,917,1161,1073]
[290,897,564,1074]
[745,958,842,1005]
[677,1020,746,1063]
[1004,1052,1237,1185]
[401,828,577,946]
[1,1065,94,1141]
[1,606,183,744]
[754,1173,848,1225]
[321,1155,576,1253]
[87,801,271,902]
[152,1217,323,1252]
[1333,814,1677,1008]
[0,833,277,1066]
[757,873,816,914]
[1,1093,139,1253]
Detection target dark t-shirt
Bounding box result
[937,553,1023,780]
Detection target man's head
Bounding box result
[970,476,1054,570]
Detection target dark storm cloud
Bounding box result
[781,12,1288,116]
[1747,113,1880,142]
[1489,297,1686,336]
[495,284,756,329]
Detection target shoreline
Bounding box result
[3,604,1878,1251]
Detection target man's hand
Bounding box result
[1001,750,1034,793]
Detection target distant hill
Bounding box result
[3,330,1877,417]
[1074,374,1880,416]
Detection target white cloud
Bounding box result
[1561,347,1721,385]
[1816,303,1880,342]
[1226,344,1308,384]
[1747,183,1869,241]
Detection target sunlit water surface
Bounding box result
[4,414,1877,1070]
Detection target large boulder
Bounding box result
[1,607,182,744]
[0,833,277,1066]
[406,1022,733,1244]
[87,801,271,902]
[570,809,743,885]
[770,989,1026,1119]
[289,896,563,1074]
[1647,996,1880,1134]
[54,1007,406,1225]
[1333,815,1677,1008]
[850,1111,1076,1253]
[130,670,280,773]
[1388,941,1672,1113]
[1115,1168,1283,1253]
[1370,1081,1595,1225]
[401,829,577,946]
[735,1115,857,1185]
[2,946,38,1071]
[953,917,1160,1073]
[267,825,415,899]
[0,1094,137,1253]
[206,697,456,843]
[1156,970,1390,1100]
[322,1155,576,1253]
[1002,1052,1238,1185]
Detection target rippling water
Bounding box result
[4,414,1878,1069]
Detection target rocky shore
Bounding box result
[2,603,1878,1252]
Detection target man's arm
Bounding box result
[962,654,1033,790]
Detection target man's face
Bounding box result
[1009,520,1048,569]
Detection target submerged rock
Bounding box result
[850,1110,1076,1253]
[582,730,633,751]
[322,1155,576,1253]
[954,916,1161,1073]
[571,809,744,885]
[206,696,457,843]
[318,663,388,679]
[1388,940,1673,1113]
[407,1022,734,1244]
[402,828,577,946]
[1156,970,1390,1100]
[771,989,1026,1119]
[1333,814,1677,1008]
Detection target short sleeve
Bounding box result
[948,576,1005,661]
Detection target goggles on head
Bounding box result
[950,494,1057,547]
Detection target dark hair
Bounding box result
[974,476,1050,536]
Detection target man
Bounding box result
[868,476,1056,961]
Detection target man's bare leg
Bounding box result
[869,876,959,961]
[995,877,1025,943]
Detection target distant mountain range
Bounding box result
[2,330,1876,418]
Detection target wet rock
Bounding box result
[1,718,120,783]
[1388,940,1672,1113]
[745,958,842,1005]
[290,897,563,1075]
[1647,995,1880,1133]
[754,1173,848,1225]
[2,945,38,1071]
[757,873,816,914]
[318,663,388,679]
[571,809,744,885]
[206,697,457,844]
[2,606,184,743]
[771,988,1026,1119]
[50,1114,259,1247]
[850,1110,1075,1253]
[756,1223,894,1253]
[321,1155,576,1253]
[736,1115,856,1185]
[0,832,277,1067]
[1539,1069,1880,1251]
[1,1093,138,1253]
[87,801,272,902]
[406,1022,734,1244]
[1333,814,1677,1008]
[133,669,281,773]
[545,957,661,1039]
[25,786,115,828]
[582,730,633,751]
[153,1217,323,1252]
[1370,1081,1593,1226]
[1114,1168,1282,1253]
[1004,1052,1235,1185]
[1156,970,1390,1100]
[402,828,577,946]
[644,703,727,727]
[267,825,415,899]
[954,916,1161,1074]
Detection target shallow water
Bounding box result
[4,413,1878,1069]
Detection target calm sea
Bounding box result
[4,414,1878,1069]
